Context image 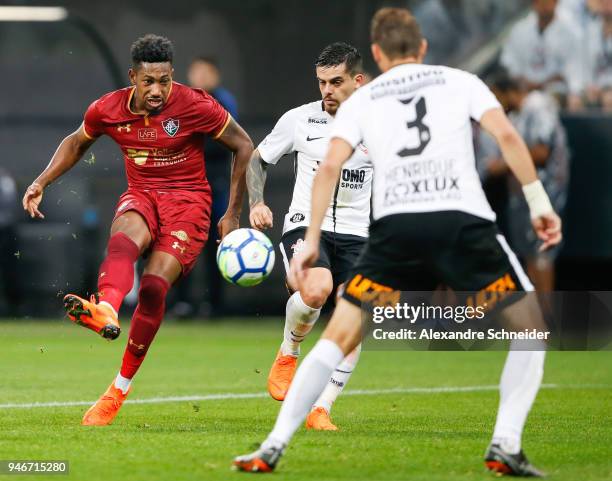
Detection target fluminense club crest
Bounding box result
[162,118,180,137]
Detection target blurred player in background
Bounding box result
[247,42,372,430]
[22,34,253,426]
[235,8,560,475]
[167,56,240,318]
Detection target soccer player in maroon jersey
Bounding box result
[22,34,254,425]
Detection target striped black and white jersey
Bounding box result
[258,100,372,237]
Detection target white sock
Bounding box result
[314,344,361,413]
[280,292,321,356]
[492,339,546,454]
[263,339,344,449]
[114,373,132,394]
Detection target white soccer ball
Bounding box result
[216,228,275,287]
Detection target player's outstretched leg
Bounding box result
[82,273,170,426]
[234,299,361,473]
[486,295,547,477]
[268,268,332,400]
[306,344,361,430]
[64,231,140,339]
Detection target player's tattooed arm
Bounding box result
[214,117,255,238]
[247,149,267,206]
[246,150,273,230]
[23,125,96,219]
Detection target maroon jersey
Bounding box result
[83,82,229,191]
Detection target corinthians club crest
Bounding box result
[162,118,180,137]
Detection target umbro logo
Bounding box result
[306,136,324,142]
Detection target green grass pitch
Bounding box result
[0,320,610,481]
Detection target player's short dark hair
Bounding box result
[489,69,523,93]
[315,42,363,76]
[131,34,174,67]
[370,7,423,60]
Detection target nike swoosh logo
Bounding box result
[306,136,324,142]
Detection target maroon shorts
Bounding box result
[113,188,212,276]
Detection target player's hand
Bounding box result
[22,182,45,219]
[532,211,562,252]
[249,202,273,231]
[217,213,240,242]
[288,241,319,288]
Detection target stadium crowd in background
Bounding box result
[501,0,612,111]
[415,0,528,65]
[580,0,612,110]
[473,0,609,299]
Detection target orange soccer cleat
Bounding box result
[267,350,298,401]
[63,294,120,340]
[82,383,130,426]
[305,407,338,431]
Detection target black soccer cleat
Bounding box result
[485,443,546,477]
[232,445,284,473]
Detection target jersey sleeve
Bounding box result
[466,73,502,122]
[257,108,298,165]
[330,93,364,148]
[82,100,105,139]
[194,91,231,139]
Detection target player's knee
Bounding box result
[137,274,170,314]
[301,283,332,309]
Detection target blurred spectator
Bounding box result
[415,0,529,65]
[559,0,600,28]
[501,0,583,107]
[170,57,238,318]
[582,0,612,110]
[0,169,22,316]
[187,56,238,117]
[478,72,569,293]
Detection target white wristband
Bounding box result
[522,180,553,219]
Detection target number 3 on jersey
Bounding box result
[397,97,431,157]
